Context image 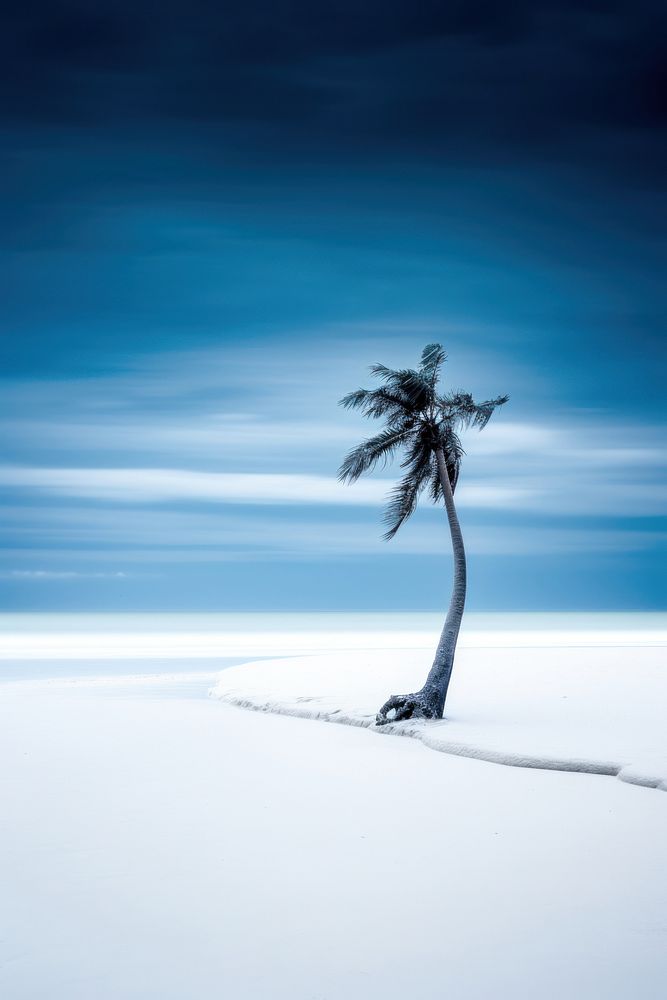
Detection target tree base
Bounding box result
[375,688,444,726]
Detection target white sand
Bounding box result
[212,645,667,790]
[1,623,666,998]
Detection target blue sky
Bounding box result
[1,2,665,610]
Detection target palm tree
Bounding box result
[338,344,508,725]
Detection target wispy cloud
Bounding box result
[1,450,664,515]
[0,465,536,510]
[2,570,129,580]
[0,467,384,504]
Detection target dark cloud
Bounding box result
[2,1,664,182]
[0,1,663,389]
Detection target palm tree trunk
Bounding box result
[421,446,467,717]
[374,446,468,725]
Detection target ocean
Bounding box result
[0,611,664,685]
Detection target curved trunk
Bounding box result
[421,446,467,716]
[374,445,469,725]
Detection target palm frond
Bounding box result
[429,460,443,503]
[382,459,432,539]
[419,343,447,386]
[338,387,413,423]
[339,388,371,411]
[368,363,396,380]
[430,429,464,497]
[397,434,433,475]
[439,391,475,424]
[378,369,433,411]
[446,436,464,491]
[365,359,434,411]
[471,395,510,429]
[439,391,509,430]
[382,437,433,539]
[338,426,413,483]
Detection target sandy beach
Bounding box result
[1,614,666,999]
